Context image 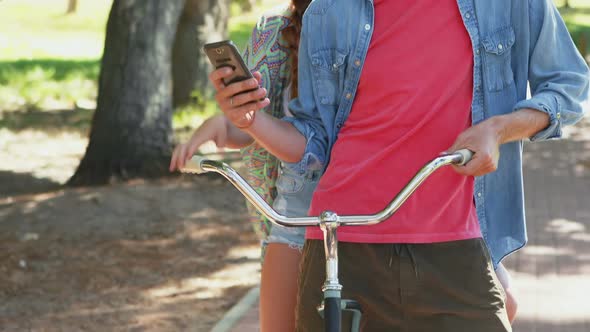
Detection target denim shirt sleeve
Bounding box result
[513,0,589,141]
[282,26,330,173]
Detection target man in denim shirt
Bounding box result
[214,0,588,330]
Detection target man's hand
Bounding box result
[447,108,551,177]
[447,118,503,177]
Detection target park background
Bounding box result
[0,0,589,331]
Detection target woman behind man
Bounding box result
[170,1,517,330]
[170,2,314,330]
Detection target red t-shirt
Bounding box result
[307,0,481,243]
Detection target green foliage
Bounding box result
[173,99,219,130]
[230,22,257,52]
[232,0,258,13]
[554,0,590,7]
[228,0,285,50]
[0,59,99,110]
[0,0,108,111]
[559,5,590,56]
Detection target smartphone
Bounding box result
[203,40,253,86]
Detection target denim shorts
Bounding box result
[264,165,321,251]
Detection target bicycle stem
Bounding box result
[320,211,342,294]
[320,212,343,332]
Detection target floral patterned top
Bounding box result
[240,6,293,241]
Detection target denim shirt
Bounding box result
[284,0,589,266]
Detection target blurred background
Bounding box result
[0,1,589,331]
[0,0,280,191]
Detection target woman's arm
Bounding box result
[169,112,255,172]
[216,21,330,168]
[244,111,307,163]
[224,116,254,148]
[209,68,307,162]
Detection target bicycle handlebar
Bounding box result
[181,149,473,227]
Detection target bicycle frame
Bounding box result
[181,149,473,332]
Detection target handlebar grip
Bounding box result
[454,149,474,166]
[180,156,208,174]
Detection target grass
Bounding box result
[0,0,588,129]
[0,0,109,111]
[0,0,282,122]
[0,0,111,60]
[0,59,100,110]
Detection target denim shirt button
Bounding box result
[477,192,482,197]
[354,59,361,66]
[498,43,504,50]
[364,24,371,31]
[465,12,471,19]
[556,112,561,119]
[476,49,480,55]
[345,93,352,99]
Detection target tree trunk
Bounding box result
[171,0,229,107]
[68,0,186,186]
[66,0,78,14]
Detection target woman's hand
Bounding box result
[169,115,228,172]
[209,67,270,129]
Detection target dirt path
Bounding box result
[0,127,260,331]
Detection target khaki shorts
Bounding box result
[296,238,511,332]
